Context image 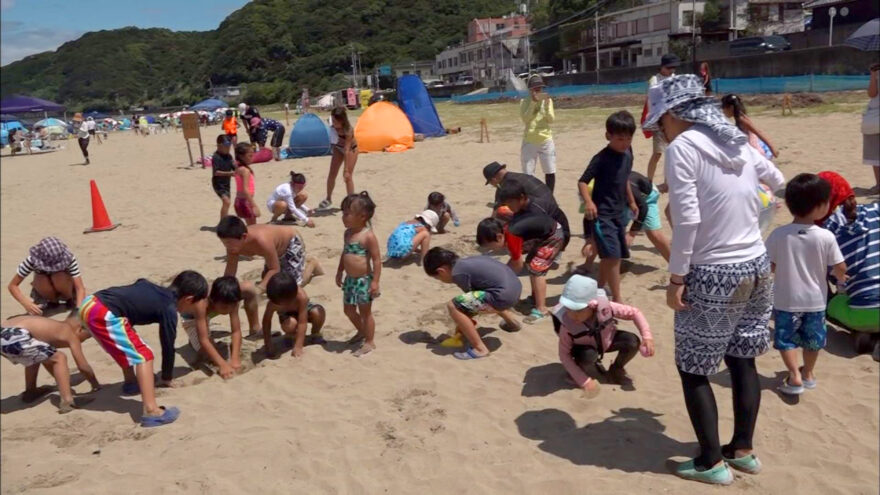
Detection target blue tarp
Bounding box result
[284,113,332,158]
[451,75,873,103]
[397,75,445,137]
[1,121,24,146]
[191,98,228,111]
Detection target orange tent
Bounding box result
[354,101,414,152]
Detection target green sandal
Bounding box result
[674,459,734,485]
[723,453,762,474]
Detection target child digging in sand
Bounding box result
[425,191,460,233]
[261,273,326,358]
[180,276,263,378]
[79,271,209,427]
[337,192,381,356]
[267,172,314,226]
[552,274,654,398]
[424,247,522,360]
[386,210,439,264]
[1,314,101,412]
[216,216,323,292]
[765,174,846,395]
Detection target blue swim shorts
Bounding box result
[773,310,826,351]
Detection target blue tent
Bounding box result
[396,75,445,137]
[285,113,332,158]
[191,98,228,111]
[84,110,108,120]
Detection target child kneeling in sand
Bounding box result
[386,210,439,264]
[180,276,262,378]
[262,272,326,358]
[425,191,460,233]
[1,314,101,412]
[424,247,522,360]
[79,271,208,427]
[553,274,654,398]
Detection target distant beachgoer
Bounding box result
[643,74,785,485]
[318,107,359,210]
[700,62,712,95]
[222,110,238,146]
[249,117,286,160]
[519,74,556,192]
[643,54,679,183]
[240,104,261,137]
[86,117,102,144]
[862,63,880,192]
[73,113,90,164]
[721,94,778,159]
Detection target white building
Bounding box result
[435,36,529,84]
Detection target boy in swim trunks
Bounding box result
[180,276,262,378]
[78,270,208,427]
[579,111,639,303]
[261,272,325,358]
[216,216,308,292]
[212,134,236,221]
[424,247,523,359]
[1,314,101,412]
[496,180,566,323]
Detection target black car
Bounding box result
[729,35,792,56]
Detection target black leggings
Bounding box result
[78,137,89,158]
[544,173,556,193]
[679,356,761,470]
[573,330,639,369]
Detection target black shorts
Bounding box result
[585,215,629,259]
[88,129,96,136]
[212,179,231,198]
[278,302,321,323]
[271,125,285,148]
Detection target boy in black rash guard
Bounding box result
[497,180,565,324]
[212,135,236,222]
[579,111,639,303]
[78,271,208,427]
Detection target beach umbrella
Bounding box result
[844,18,880,51]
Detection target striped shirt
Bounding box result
[824,203,880,309]
[16,256,81,278]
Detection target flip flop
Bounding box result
[317,199,332,210]
[777,377,804,395]
[121,382,141,396]
[141,406,180,428]
[523,308,548,325]
[453,347,488,360]
[799,367,816,389]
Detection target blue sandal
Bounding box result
[453,347,488,360]
[141,406,180,428]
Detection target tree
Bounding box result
[698,0,723,33]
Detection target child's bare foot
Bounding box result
[352,342,375,357]
[58,396,94,414]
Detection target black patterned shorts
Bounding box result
[674,253,772,376]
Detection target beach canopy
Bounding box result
[34,118,68,136]
[396,75,445,137]
[190,98,228,111]
[287,113,332,158]
[354,101,414,153]
[0,95,65,113]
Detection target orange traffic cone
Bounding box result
[84,180,120,234]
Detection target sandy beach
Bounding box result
[1,101,877,494]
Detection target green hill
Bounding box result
[1,0,515,110]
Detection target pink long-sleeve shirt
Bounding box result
[554,301,652,388]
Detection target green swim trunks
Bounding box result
[827,294,880,333]
[343,274,373,306]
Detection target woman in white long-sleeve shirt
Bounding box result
[643,75,785,485]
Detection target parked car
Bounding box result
[517,72,530,80]
[455,76,474,85]
[536,66,556,77]
[425,80,446,88]
[729,36,791,56]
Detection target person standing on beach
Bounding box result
[519,75,557,192]
[643,74,785,485]
[644,54,679,183]
[318,107,359,210]
[861,63,880,193]
[73,113,90,164]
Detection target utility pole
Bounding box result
[350,44,357,88]
[692,0,697,66]
[595,11,600,75]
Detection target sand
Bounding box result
[1,104,877,494]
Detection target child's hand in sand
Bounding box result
[24,299,43,316]
[291,345,304,358]
[640,338,655,357]
[582,379,600,399]
[218,363,235,380]
[230,359,243,373]
[305,219,316,228]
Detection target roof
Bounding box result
[803,0,856,9]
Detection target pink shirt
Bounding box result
[554,301,652,388]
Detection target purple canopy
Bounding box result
[0,95,65,113]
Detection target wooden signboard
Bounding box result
[180,113,205,167]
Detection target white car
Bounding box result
[536,66,555,77]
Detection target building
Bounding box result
[468,15,530,42]
[435,36,529,84]
[391,60,438,81]
[559,0,706,72]
[742,0,807,35]
[805,0,879,29]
